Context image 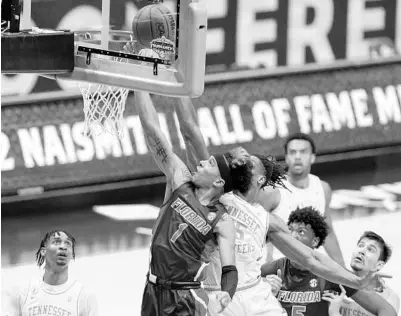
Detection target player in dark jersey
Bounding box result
[132,91,239,316]
[261,207,397,316]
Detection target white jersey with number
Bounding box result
[21,278,83,316]
[274,174,326,221]
[204,192,269,290]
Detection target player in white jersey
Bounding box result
[323,231,399,316]
[172,99,391,315]
[258,133,345,265]
[2,230,98,316]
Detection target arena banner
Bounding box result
[1,0,400,96]
[2,60,401,196]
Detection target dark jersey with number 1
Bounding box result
[149,182,227,282]
[262,258,358,316]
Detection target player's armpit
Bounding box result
[260,259,281,277]
[351,290,398,316]
[214,213,236,267]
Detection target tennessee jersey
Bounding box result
[340,285,400,316]
[21,278,84,316]
[204,192,269,290]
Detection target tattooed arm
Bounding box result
[174,97,210,172]
[134,92,192,193]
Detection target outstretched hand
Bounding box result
[264,269,283,296]
[322,284,349,316]
[211,291,231,314]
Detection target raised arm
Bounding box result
[134,91,191,191]
[174,97,210,171]
[321,181,345,266]
[268,214,365,289]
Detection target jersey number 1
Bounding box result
[171,223,188,243]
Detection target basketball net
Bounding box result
[79,82,129,139]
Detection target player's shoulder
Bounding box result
[257,186,281,212]
[310,174,331,191]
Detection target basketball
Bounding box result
[132,3,176,48]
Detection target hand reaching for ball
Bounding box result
[138,48,160,59]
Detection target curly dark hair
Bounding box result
[288,207,329,248]
[358,231,392,263]
[223,151,254,194]
[223,150,288,193]
[35,230,76,266]
[254,154,288,189]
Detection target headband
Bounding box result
[214,153,233,193]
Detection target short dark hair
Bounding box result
[35,230,76,266]
[284,132,316,154]
[287,207,329,248]
[357,231,392,263]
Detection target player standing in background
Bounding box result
[259,133,345,265]
[132,90,239,316]
[262,208,397,316]
[324,231,400,316]
[173,98,390,316]
[2,230,98,316]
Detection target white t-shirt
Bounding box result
[273,174,326,222]
[2,277,98,316]
[204,192,270,290]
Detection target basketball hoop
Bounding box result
[74,30,138,139]
[79,82,129,138]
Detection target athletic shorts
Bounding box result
[141,281,210,316]
[206,280,287,316]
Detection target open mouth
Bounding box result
[354,256,364,264]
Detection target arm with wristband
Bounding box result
[214,213,238,312]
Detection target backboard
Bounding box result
[6,0,208,97]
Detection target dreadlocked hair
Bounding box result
[255,154,288,189]
[35,230,76,267]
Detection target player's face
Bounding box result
[350,238,384,273]
[192,156,222,188]
[288,222,317,249]
[285,140,315,176]
[43,232,73,271]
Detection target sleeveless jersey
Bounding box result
[274,174,326,222]
[21,278,83,316]
[270,258,357,316]
[204,192,269,290]
[340,286,400,316]
[149,182,227,282]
